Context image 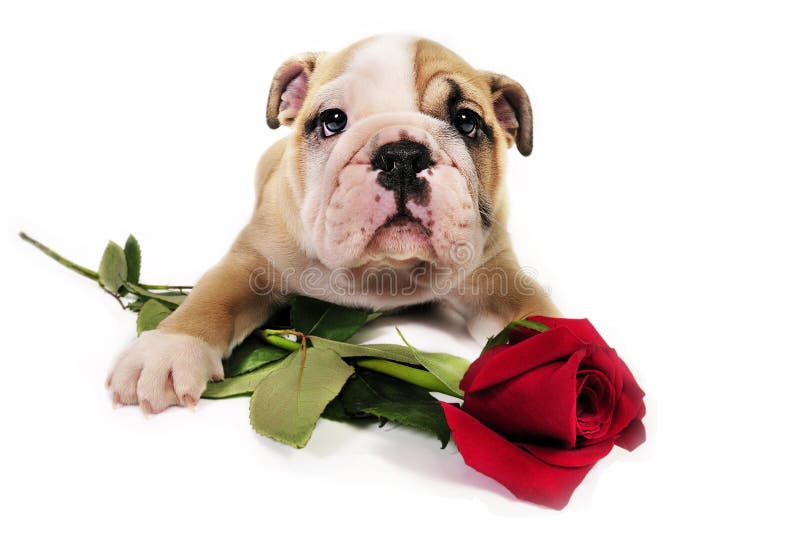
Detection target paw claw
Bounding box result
[112,392,121,409]
[181,394,198,408]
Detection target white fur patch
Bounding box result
[340,35,417,116]
[107,330,223,413]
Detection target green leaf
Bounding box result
[136,299,172,335]
[395,328,470,397]
[249,347,354,448]
[336,369,450,447]
[481,318,550,353]
[224,335,289,377]
[122,281,185,307]
[354,359,455,396]
[98,241,127,293]
[320,395,353,422]
[202,360,284,399]
[312,335,470,397]
[309,337,419,365]
[126,297,147,312]
[290,296,376,341]
[124,235,142,283]
[482,330,509,352]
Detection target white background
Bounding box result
[2,1,799,532]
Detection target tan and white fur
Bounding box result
[108,36,559,414]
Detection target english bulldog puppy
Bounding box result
[108,35,559,413]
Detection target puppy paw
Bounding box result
[107,330,223,414]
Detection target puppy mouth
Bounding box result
[366,210,434,260]
[378,212,432,236]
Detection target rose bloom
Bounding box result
[441,316,646,509]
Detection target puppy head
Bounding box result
[267,36,532,272]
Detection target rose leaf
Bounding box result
[309,337,419,364]
[223,335,289,377]
[395,328,470,397]
[332,368,451,448]
[290,296,378,341]
[135,299,172,335]
[249,347,354,448]
[123,234,141,284]
[202,359,285,399]
[97,240,127,293]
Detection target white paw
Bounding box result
[466,314,507,344]
[107,330,223,414]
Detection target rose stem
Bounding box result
[259,332,302,352]
[137,283,194,291]
[19,232,193,291]
[19,232,99,281]
[355,358,461,398]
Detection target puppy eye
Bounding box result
[320,108,347,137]
[453,109,480,138]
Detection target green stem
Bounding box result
[261,328,297,336]
[138,283,193,291]
[355,358,462,398]
[20,232,193,291]
[19,232,99,282]
[258,331,302,351]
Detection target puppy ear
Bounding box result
[266,52,321,129]
[485,72,533,156]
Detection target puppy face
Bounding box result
[267,36,532,274]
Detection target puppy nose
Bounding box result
[372,141,432,178]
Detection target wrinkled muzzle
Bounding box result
[301,112,485,271]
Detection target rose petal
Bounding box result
[615,409,647,451]
[528,316,609,347]
[572,345,646,448]
[519,440,615,468]
[461,326,586,393]
[575,369,616,441]
[458,345,509,393]
[508,323,544,344]
[600,353,646,442]
[441,402,598,510]
[580,345,624,390]
[463,352,586,446]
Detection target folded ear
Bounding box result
[266,52,322,129]
[485,72,533,156]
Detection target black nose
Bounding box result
[372,141,432,193]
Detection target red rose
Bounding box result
[441,316,646,509]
